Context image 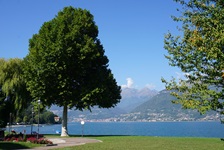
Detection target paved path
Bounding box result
[30,137,102,150]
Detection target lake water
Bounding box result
[6,121,224,138]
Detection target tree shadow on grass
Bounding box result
[0,142,30,149]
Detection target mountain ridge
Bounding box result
[49,88,219,122]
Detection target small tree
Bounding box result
[42,111,55,124]
[162,0,224,116]
[24,6,121,136]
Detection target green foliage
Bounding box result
[43,111,56,124]
[23,6,121,135]
[15,117,22,124]
[22,116,28,124]
[162,0,224,115]
[15,105,59,124]
[23,6,121,110]
[37,110,58,124]
[0,87,11,128]
[0,58,31,111]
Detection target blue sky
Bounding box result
[0,0,182,91]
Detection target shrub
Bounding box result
[27,137,53,144]
[3,134,52,145]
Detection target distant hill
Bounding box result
[117,87,158,112]
[121,90,219,121]
[49,87,158,121]
[49,89,220,122]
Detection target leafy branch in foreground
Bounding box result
[162,0,224,117]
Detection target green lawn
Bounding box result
[1,136,223,150]
[52,136,224,150]
[0,141,41,149]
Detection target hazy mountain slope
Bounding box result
[117,87,158,112]
[49,89,219,122]
[124,90,219,121]
[49,87,158,121]
[50,106,126,122]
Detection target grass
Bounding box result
[0,141,41,149]
[1,135,223,150]
[51,136,224,150]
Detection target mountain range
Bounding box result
[49,88,220,122]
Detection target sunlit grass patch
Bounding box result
[53,136,224,150]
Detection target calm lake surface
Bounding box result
[7,121,224,138]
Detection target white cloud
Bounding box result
[145,83,156,89]
[121,78,158,90]
[121,77,134,88]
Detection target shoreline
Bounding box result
[5,120,221,128]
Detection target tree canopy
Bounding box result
[162,0,224,115]
[0,58,30,110]
[24,6,121,136]
[0,58,31,128]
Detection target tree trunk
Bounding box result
[61,105,69,136]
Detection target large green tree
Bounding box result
[162,0,224,116]
[0,58,31,127]
[24,6,121,136]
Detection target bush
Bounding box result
[27,137,52,144]
[3,134,52,145]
